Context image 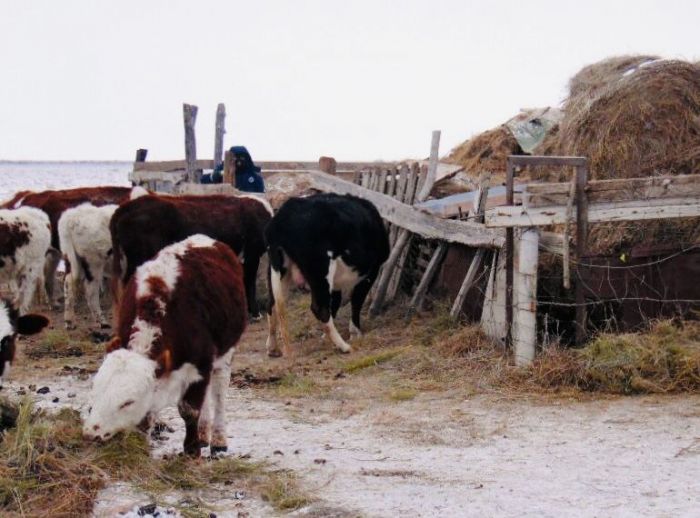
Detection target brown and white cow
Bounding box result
[0,298,49,389]
[83,234,247,456]
[2,185,148,306]
[110,193,272,318]
[0,207,52,314]
[58,203,118,329]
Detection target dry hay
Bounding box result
[0,400,310,516]
[443,125,523,189]
[530,57,700,254]
[519,319,700,394]
[534,58,700,181]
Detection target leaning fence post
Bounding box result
[183,103,199,183]
[514,227,539,366]
[223,150,234,185]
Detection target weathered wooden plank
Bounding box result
[309,171,503,247]
[386,167,397,197]
[183,103,199,183]
[485,196,700,227]
[377,169,388,194]
[407,241,448,315]
[223,150,234,185]
[514,228,539,366]
[370,229,411,316]
[128,170,187,184]
[574,164,589,346]
[213,103,226,170]
[527,174,700,207]
[416,130,441,201]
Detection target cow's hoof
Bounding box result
[210,445,228,456]
[197,439,210,448]
[100,322,111,330]
[64,321,76,330]
[249,313,262,322]
[268,349,283,358]
[337,346,352,354]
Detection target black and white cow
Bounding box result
[264,193,390,356]
[0,298,49,388]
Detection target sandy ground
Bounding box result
[7,304,700,518]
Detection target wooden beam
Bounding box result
[508,155,587,167]
[574,164,589,346]
[370,230,411,317]
[213,103,226,170]
[407,241,448,316]
[527,173,700,207]
[514,228,539,366]
[135,149,148,162]
[308,170,504,247]
[183,103,199,183]
[485,196,700,227]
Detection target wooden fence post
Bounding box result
[183,103,199,183]
[574,162,589,345]
[135,149,148,162]
[319,156,337,174]
[213,103,226,171]
[514,227,539,366]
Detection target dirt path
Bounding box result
[9,315,699,517]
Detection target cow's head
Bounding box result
[0,299,49,388]
[83,348,157,441]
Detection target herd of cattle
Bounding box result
[0,184,389,455]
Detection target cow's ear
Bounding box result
[105,337,122,353]
[16,314,49,336]
[155,348,172,376]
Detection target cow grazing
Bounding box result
[110,193,272,318]
[2,186,148,306]
[83,235,247,456]
[58,203,118,329]
[0,298,49,388]
[264,193,390,356]
[0,207,52,314]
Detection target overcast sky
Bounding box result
[0,0,698,162]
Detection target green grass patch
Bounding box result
[344,348,403,373]
[274,373,320,398]
[388,388,417,402]
[24,330,94,360]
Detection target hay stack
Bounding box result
[442,125,523,191]
[536,58,700,180]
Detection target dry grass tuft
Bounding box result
[519,320,700,394]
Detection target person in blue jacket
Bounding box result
[231,146,265,193]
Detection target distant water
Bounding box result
[0,161,132,202]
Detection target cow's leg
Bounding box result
[349,274,376,337]
[178,377,209,457]
[243,252,261,320]
[210,348,233,454]
[43,248,61,309]
[18,268,40,315]
[63,257,79,329]
[85,264,108,329]
[197,383,213,448]
[309,275,352,354]
[269,265,292,357]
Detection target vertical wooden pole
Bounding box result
[213,103,226,171]
[514,228,539,366]
[505,157,515,348]
[223,150,234,185]
[575,162,589,345]
[183,103,199,183]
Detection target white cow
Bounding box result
[0,207,51,314]
[58,203,118,329]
